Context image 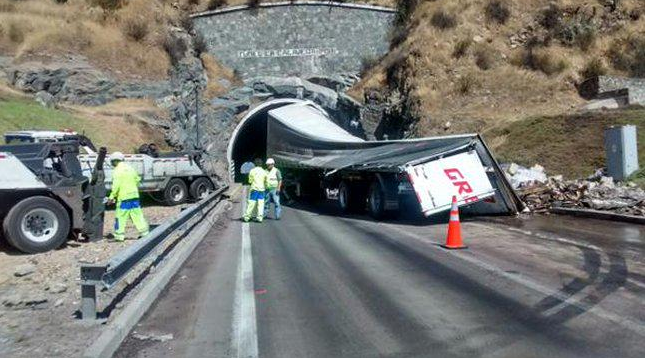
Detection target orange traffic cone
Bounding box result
[441,196,468,250]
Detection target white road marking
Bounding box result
[232,193,259,358]
[380,223,645,337]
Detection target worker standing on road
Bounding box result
[243,158,268,223]
[264,158,282,220]
[106,152,149,241]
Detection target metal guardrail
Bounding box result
[79,186,228,320]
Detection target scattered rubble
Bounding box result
[504,163,645,216]
[13,264,36,278]
[0,205,181,357]
[132,332,174,342]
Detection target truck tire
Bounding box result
[164,178,188,206]
[368,181,386,220]
[338,181,364,213]
[2,196,70,253]
[189,177,214,200]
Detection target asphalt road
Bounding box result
[115,199,645,358]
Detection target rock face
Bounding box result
[6,61,171,106]
[164,74,366,181]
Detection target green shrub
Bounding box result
[122,17,149,42]
[207,0,227,10]
[360,55,379,75]
[8,22,23,44]
[539,4,561,30]
[163,33,187,65]
[89,0,123,11]
[394,0,420,26]
[474,45,495,70]
[579,58,607,80]
[485,0,510,24]
[431,9,457,30]
[607,34,645,77]
[452,38,471,58]
[456,75,478,95]
[514,48,567,75]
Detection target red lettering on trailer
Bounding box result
[453,181,473,195]
[445,167,478,202]
[443,168,464,180]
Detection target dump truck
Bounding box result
[260,101,523,219]
[0,141,106,253]
[4,131,217,206]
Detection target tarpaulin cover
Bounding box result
[266,103,524,215]
[267,103,474,172]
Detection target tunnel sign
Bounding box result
[406,152,495,216]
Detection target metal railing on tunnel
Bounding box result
[79,186,228,320]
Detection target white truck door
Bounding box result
[405,151,495,217]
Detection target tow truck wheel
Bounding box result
[190,177,214,200]
[164,178,188,206]
[3,196,70,254]
[368,181,386,220]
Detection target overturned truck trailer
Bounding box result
[264,102,523,219]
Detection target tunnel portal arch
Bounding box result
[227,98,327,182]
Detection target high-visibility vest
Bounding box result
[248,167,267,192]
[266,167,280,189]
[109,162,141,202]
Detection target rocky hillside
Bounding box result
[351,0,644,138]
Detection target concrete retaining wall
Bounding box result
[192,2,395,78]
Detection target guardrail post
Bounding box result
[80,264,107,320]
[81,284,97,320]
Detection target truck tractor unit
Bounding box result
[0,141,106,253]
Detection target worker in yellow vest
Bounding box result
[243,158,268,222]
[264,158,282,220]
[106,152,149,241]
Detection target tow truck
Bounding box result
[0,141,106,253]
[4,130,218,205]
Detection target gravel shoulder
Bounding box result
[0,204,181,358]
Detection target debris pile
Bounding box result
[503,164,645,216]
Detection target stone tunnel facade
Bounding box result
[191,1,396,78]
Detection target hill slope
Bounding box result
[352,0,644,136]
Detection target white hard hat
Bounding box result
[266,158,275,165]
[109,152,125,162]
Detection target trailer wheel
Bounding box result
[338,181,364,213]
[164,179,188,205]
[2,196,70,253]
[368,181,386,220]
[190,177,214,200]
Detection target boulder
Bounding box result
[35,91,56,108]
[14,263,36,277]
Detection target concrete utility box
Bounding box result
[605,125,639,180]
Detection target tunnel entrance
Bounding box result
[228,99,315,182]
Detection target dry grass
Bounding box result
[489,108,645,179]
[202,53,240,98]
[350,0,645,138]
[0,0,179,80]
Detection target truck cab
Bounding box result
[0,141,106,253]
